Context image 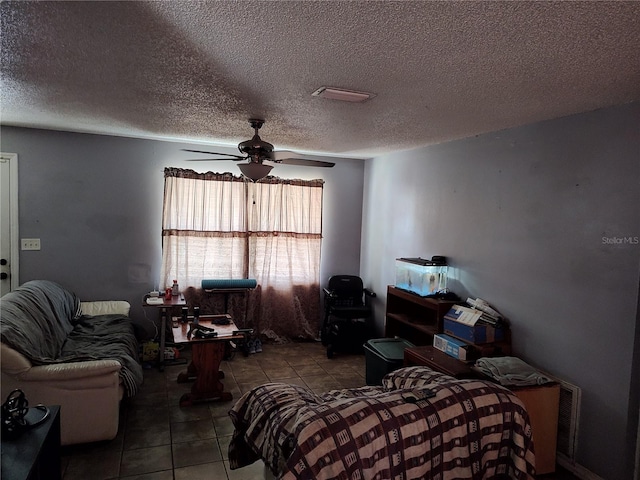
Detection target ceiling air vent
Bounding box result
[312,86,376,103]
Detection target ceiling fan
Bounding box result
[182,119,335,181]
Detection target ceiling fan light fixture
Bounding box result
[312,86,375,103]
[238,162,273,181]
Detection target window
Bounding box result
[160,168,324,340]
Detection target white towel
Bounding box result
[475,356,551,386]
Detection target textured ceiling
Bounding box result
[1,1,639,158]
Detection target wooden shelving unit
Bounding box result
[384,286,457,345]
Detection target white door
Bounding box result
[0,153,19,295]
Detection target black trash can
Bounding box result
[363,338,415,385]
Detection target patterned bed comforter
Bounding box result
[229,366,536,480]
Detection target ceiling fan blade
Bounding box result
[182,149,244,160]
[272,150,336,168]
[276,157,336,168]
[186,158,242,162]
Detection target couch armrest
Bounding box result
[14,360,122,382]
[81,300,130,316]
[1,343,32,375]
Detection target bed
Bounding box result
[229,366,536,479]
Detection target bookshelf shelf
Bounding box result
[384,286,456,345]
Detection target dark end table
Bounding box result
[1,405,61,480]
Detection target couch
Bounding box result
[0,280,143,445]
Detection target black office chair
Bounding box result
[321,275,376,359]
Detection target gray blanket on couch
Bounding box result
[0,280,143,397]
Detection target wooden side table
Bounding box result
[509,383,560,474]
[1,405,61,480]
[172,315,245,406]
[404,345,476,378]
[403,345,560,475]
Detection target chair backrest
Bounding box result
[327,275,365,306]
[327,275,363,293]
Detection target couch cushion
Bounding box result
[80,301,130,317]
[0,280,79,360]
[61,314,143,397]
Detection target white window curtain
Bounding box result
[160,168,324,340]
[161,170,247,286]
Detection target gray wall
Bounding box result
[0,127,365,322]
[360,102,640,479]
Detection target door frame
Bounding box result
[0,152,19,291]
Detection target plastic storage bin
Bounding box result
[363,338,415,385]
[395,258,448,296]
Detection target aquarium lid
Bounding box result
[397,256,447,266]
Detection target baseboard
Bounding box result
[557,453,604,480]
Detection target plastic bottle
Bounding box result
[171,280,179,296]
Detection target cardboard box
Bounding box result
[444,305,504,344]
[433,333,474,361]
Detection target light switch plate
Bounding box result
[21,238,41,250]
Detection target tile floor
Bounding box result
[60,341,366,480]
[60,340,580,480]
